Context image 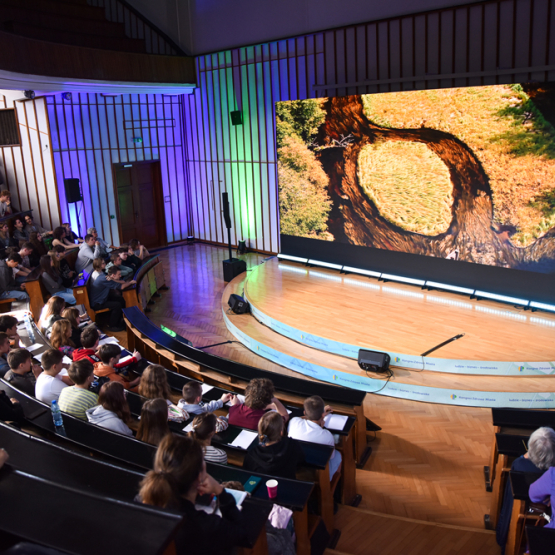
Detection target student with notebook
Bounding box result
[4,348,42,396]
[93,343,142,391]
[178,381,231,432]
[58,359,98,420]
[188,413,228,464]
[35,348,72,404]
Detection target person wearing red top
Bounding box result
[72,325,101,364]
[228,377,289,431]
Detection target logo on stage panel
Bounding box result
[394,356,401,363]
[332,375,338,381]
[518,366,525,372]
[451,394,457,400]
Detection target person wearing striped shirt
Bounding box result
[187,413,228,465]
[58,359,98,421]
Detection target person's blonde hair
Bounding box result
[138,365,172,401]
[50,319,75,349]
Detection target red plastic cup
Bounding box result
[266,479,278,499]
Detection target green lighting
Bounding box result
[161,325,177,338]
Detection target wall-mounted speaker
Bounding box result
[230,111,243,126]
[64,178,82,203]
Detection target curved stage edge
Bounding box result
[242,261,555,377]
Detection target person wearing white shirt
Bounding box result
[287,395,342,480]
[35,348,72,404]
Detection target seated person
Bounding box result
[136,398,170,446]
[0,315,20,348]
[0,253,29,301]
[86,381,133,436]
[128,238,149,260]
[35,348,72,404]
[288,395,342,480]
[138,364,175,405]
[119,249,139,272]
[40,255,76,305]
[51,245,76,287]
[244,411,305,479]
[529,459,555,530]
[37,296,66,335]
[29,231,47,259]
[0,223,13,251]
[75,234,102,274]
[58,359,98,420]
[188,413,228,464]
[87,227,115,258]
[91,256,106,280]
[89,263,136,332]
[4,348,42,396]
[18,242,35,272]
[12,218,29,244]
[52,226,77,250]
[0,332,11,378]
[94,343,142,391]
[138,434,249,553]
[0,190,12,217]
[50,319,77,358]
[496,426,555,552]
[72,325,101,364]
[24,214,52,236]
[61,307,83,348]
[62,222,82,244]
[228,377,289,431]
[178,380,232,417]
[106,251,134,280]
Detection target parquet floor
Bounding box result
[148,243,499,552]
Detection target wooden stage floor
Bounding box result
[147,243,529,549]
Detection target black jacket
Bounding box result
[0,390,25,424]
[243,436,305,480]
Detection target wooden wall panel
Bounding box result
[46,93,191,246]
[0,93,60,231]
[183,0,555,254]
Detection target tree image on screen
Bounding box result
[277,83,555,273]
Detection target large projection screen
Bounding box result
[277,83,555,302]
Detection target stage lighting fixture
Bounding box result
[307,259,343,270]
[342,266,382,278]
[530,301,555,312]
[62,92,72,101]
[474,290,529,306]
[238,240,246,254]
[358,349,390,373]
[425,281,475,295]
[277,254,308,263]
[24,90,35,100]
[381,273,426,286]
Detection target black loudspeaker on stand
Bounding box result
[222,192,246,282]
[64,178,83,203]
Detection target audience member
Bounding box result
[29,232,47,258]
[40,255,76,305]
[37,296,66,335]
[91,256,106,279]
[496,426,555,552]
[87,227,114,258]
[228,377,288,431]
[128,238,149,260]
[119,249,139,273]
[51,226,76,250]
[94,343,142,391]
[0,332,11,377]
[4,348,41,396]
[188,413,228,464]
[0,390,23,424]
[244,411,305,480]
[35,348,71,404]
[106,251,134,280]
[138,364,174,404]
[529,462,555,530]
[0,253,28,301]
[72,325,101,364]
[288,395,341,480]
[18,243,34,271]
[51,245,76,287]
[0,315,20,348]
[136,398,170,446]
[12,218,28,243]
[0,190,12,217]
[0,448,7,470]
[0,223,13,250]
[138,434,248,553]
[58,359,98,420]
[178,381,232,420]
[76,234,101,274]
[89,263,135,332]
[86,381,133,436]
[24,214,52,237]
[62,222,82,244]
[50,319,76,358]
[61,307,83,348]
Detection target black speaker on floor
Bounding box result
[228,293,249,314]
[223,258,247,282]
[358,349,390,373]
[64,178,82,203]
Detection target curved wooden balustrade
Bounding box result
[122,254,166,312]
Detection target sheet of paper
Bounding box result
[224,488,248,508]
[201,383,214,394]
[99,337,119,347]
[119,355,134,365]
[324,413,348,431]
[33,352,44,361]
[226,393,246,406]
[63,356,72,365]
[26,343,42,353]
[183,422,194,433]
[229,429,257,450]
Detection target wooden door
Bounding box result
[113,161,166,249]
